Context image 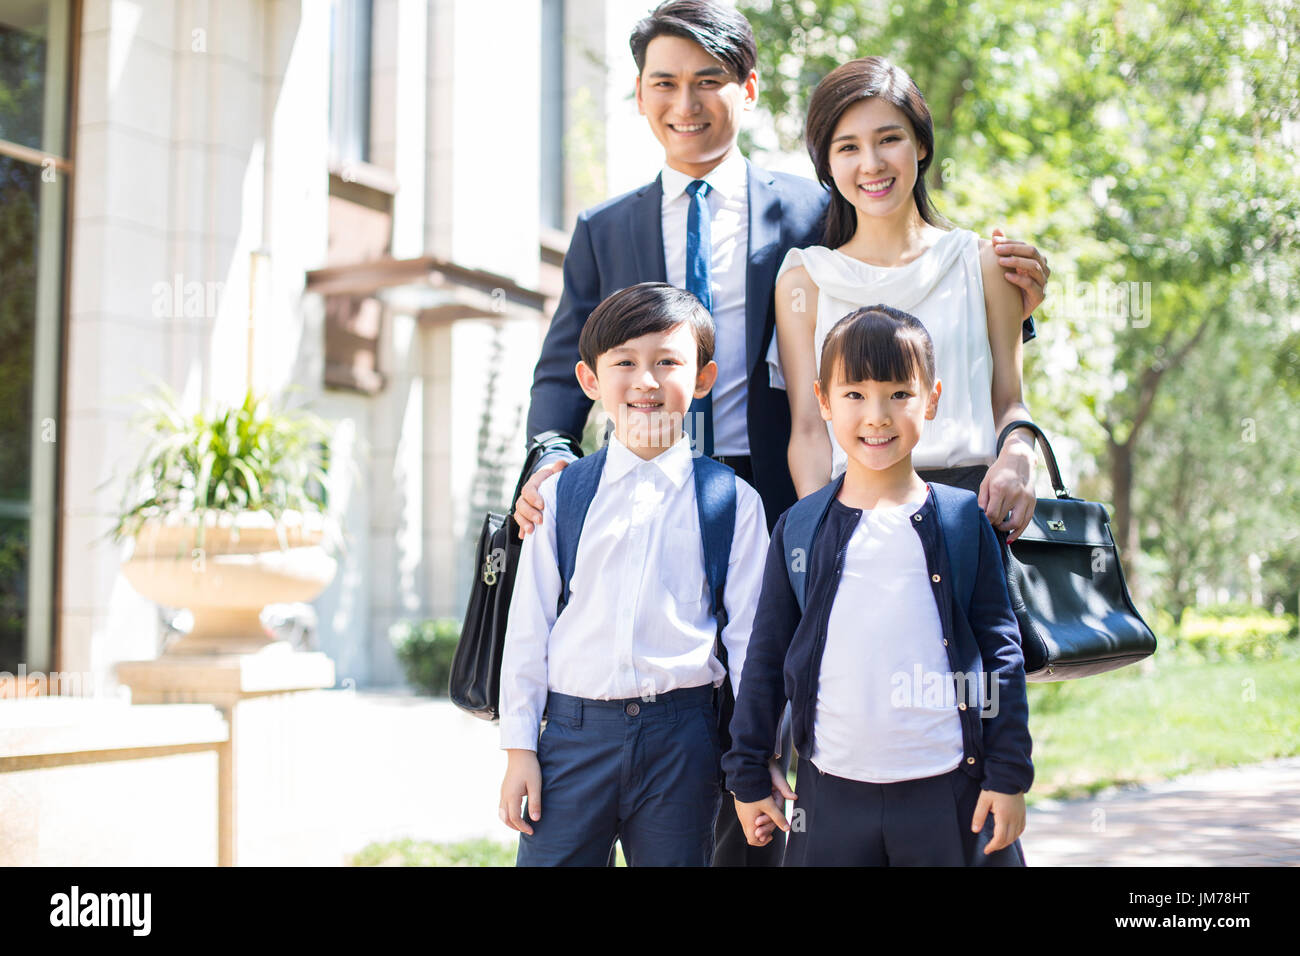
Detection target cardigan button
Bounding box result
[943,639,949,646]
[958,702,967,711]
[931,573,941,582]
[966,757,976,765]
[913,513,922,522]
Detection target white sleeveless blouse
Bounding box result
[766,228,996,474]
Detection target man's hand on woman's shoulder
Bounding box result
[990,227,1051,320]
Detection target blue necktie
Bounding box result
[684,179,714,457]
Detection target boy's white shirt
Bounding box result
[498,430,768,751]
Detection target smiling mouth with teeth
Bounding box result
[669,123,708,133]
[861,178,895,194]
[860,436,895,445]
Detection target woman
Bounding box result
[768,56,1039,540]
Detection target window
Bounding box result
[539,0,565,230]
[0,0,73,677]
[329,0,373,167]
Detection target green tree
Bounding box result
[742,0,1300,612]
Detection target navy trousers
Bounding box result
[782,758,1027,867]
[516,685,723,867]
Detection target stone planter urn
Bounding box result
[121,511,338,655]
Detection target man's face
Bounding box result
[576,322,718,457]
[635,34,757,178]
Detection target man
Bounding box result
[513,0,1048,866]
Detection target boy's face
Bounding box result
[813,359,941,475]
[576,322,718,458]
[635,34,757,179]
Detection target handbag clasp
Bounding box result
[1047,519,1066,532]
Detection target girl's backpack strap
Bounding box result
[691,455,737,632]
[782,474,846,615]
[929,482,980,616]
[554,445,608,617]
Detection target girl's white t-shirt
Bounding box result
[808,496,965,783]
[766,228,997,474]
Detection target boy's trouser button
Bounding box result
[626,702,640,716]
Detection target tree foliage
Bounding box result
[742,0,1300,615]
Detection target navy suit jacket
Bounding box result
[524,160,1036,530]
[526,160,828,529]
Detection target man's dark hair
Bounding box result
[818,304,937,398]
[579,282,715,374]
[629,0,757,82]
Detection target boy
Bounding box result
[723,305,1033,866]
[497,282,769,866]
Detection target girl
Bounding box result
[724,306,1032,866]
[768,57,1039,539]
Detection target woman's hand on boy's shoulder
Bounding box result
[972,788,1027,855]
[514,460,570,539]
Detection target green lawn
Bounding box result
[349,652,1300,865]
[1024,651,1300,802]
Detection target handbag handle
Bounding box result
[995,420,1074,500]
[508,430,584,515]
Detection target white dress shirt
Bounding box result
[498,430,769,751]
[661,150,750,457]
[809,496,965,782]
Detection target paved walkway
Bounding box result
[1021,757,1300,866]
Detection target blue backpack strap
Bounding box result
[782,474,846,615]
[929,482,979,616]
[554,445,609,617]
[692,455,737,638]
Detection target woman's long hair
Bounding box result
[805,57,949,249]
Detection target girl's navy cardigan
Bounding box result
[722,485,1034,804]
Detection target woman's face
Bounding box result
[826,96,927,223]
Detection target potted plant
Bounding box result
[112,385,343,656]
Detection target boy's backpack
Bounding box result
[556,444,738,748]
[782,477,979,616]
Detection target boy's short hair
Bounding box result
[818,304,937,397]
[579,282,715,374]
[629,0,757,82]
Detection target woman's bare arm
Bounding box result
[980,239,1037,542]
[774,265,834,499]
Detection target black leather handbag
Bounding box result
[997,420,1157,680]
[448,430,582,718]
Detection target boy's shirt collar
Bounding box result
[603,430,695,490]
[660,149,748,205]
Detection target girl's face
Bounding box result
[827,96,927,224]
[814,356,940,477]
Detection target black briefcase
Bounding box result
[448,430,582,718]
[997,421,1158,680]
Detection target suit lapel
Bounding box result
[630,174,667,283]
[745,160,784,378]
